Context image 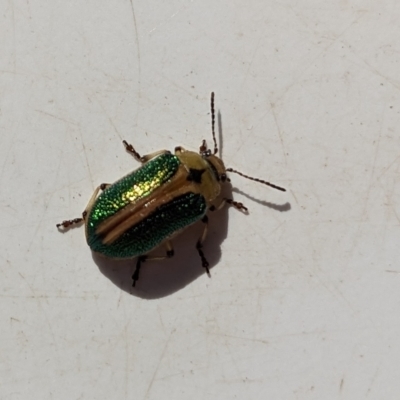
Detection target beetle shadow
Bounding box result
[93,183,232,299]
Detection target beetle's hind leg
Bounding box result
[131,241,175,287]
[56,183,111,229]
[132,255,147,287]
[196,215,211,277]
[192,198,246,275]
[123,140,170,164]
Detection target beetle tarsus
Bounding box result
[123,140,142,161]
[225,198,248,212]
[56,218,83,229]
[196,242,210,276]
[132,255,148,287]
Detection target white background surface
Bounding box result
[2,1,400,399]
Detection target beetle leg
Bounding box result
[196,215,210,276]
[99,183,111,190]
[144,242,175,262]
[175,146,191,156]
[123,140,170,163]
[56,184,111,229]
[82,183,111,217]
[199,139,208,153]
[131,242,174,287]
[165,241,175,259]
[132,255,147,287]
[210,198,248,213]
[56,217,84,229]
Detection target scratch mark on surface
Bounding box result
[117,288,124,307]
[308,236,358,314]
[78,127,95,190]
[121,301,132,400]
[0,291,112,299]
[17,272,59,358]
[262,11,368,116]
[0,140,14,184]
[366,366,381,396]
[8,0,16,73]
[388,195,400,225]
[144,330,174,400]
[361,108,385,218]
[290,189,298,205]
[376,155,400,181]
[222,337,242,379]
[129,0,142,125]
[25,197,49,254]
[35,109,80,126]
[340,377,344,392]
[207,332,268,344]
[153,71,199,99]
[349,49,400,92]
[238,36,263,94]
[270,102,287,164]
[91,92,123,141]
[379,153,400,224]
[157,306,167,335]
[148,1,194,34]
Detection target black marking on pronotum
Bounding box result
[187,168,206,184]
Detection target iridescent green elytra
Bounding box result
[57,93,286,287]
[86,153,207,258]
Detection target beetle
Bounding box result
[57,93,286,286]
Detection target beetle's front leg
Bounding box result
[56,183,111,229]
[123,140,170,164]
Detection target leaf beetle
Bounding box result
[57,93,286,286]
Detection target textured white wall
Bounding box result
[1,1,400,399]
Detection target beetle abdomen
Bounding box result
[88,192,207,258]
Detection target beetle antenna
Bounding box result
[211,92,218,154]
[226,168,286,192]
